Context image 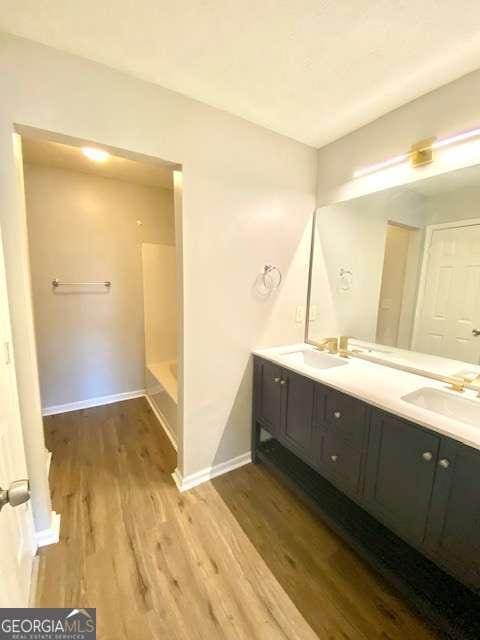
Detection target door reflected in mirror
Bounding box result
[308,163,480,379]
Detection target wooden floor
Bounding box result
[38,398,437,639]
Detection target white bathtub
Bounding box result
[145,360,177,446]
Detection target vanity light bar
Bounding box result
[353,126,480,178]
[353,153,409,178]
[431,126,480,150]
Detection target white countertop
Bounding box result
[253,343,480,451]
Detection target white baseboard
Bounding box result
[172,451,252,492]
[42,389,146,416]
[144,394,178,451]
[35,511,61,548]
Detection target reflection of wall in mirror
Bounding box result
[309,189,426,343]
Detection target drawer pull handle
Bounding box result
[330,455,338,462]
[422,451,433,462]
[439,458,450,469]
[274,377,281,383]
[333,411,341,419]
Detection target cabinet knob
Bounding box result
[274,377,281,383]
[439,458,450,469]
[280,379,287,385]
[330,455,338,462]
[422,451,433,462]
[333,411,341,420]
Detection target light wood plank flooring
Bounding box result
[37,398,437,639]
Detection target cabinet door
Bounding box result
[279,369,315,462]
[255,358,282,436]
[365,411,440,544]
[426,440,480,590]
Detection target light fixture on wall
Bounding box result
[82,147,110,162]
[353,127,480,178]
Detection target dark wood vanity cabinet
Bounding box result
[252,355,480,593]
[279,369,316,463]
[364,412,441,544]
[315,387,368,497]
[254,358,283,436]
[425,440,480,590]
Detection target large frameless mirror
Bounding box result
[307,163,480,382]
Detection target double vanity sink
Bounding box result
[271,345,480,438]
[252,343,480,600]
[284,345,480,428]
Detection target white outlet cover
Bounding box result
[309,305,317,321]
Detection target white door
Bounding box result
[414,223,480,364]
[0,225,35,607]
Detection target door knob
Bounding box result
[330,455,338,462]
[422,451,433,461]
[439,459,450,469]
[274,377,281,383]
[333,411,341,419]
[472,329,480,337]
[280,379,287,385]
[0,479,30,512]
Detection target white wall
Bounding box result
[142,242,177,366]
[316,68,480,206]
[425,186,480,225]
[0,33,317,505]
[24,163,174,409]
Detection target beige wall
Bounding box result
[24,163,174,409]
[142,242,177,366]
[0,33,316,503]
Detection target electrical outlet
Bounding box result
[309,305,317,322]
[295,306,304,323]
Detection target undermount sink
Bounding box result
[280,349,348,370]
[401,387,480,428]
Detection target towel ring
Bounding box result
[262,264,282,292]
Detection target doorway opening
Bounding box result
[376,221,421,349]
[21,131,182,463]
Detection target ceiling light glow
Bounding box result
[82,147,110,162]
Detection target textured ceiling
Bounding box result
[2,1,480,146]
[22,137,174,189]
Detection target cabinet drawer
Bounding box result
[321,434,363,496]
[321,388,368,448]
